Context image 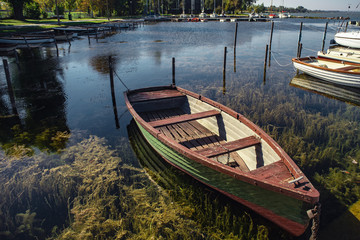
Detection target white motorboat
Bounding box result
[334,31,360,49]
[210,12,218,18]
[292,56,360,88]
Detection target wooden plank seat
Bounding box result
[128,89,185,103]
[148,110,221,128]
[194,136,261,158]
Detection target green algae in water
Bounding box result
[2,130,270,240]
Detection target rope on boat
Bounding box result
[113,70,130,91]
[269,51,293,67]
[309,202,321,240]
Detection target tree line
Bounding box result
[3,0,307,20]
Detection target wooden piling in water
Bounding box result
[263,44,268,84]
[223,47,227,73]
[321,22,328,53]
[297,22,303,58]
[108,56,120,129]
[297,43,303,58]
[95,28,98,42]
[233,49,236,73]
[3,59,18,115]
[268,21,274,67]
[87,28,91,44]
[54,38,59,57]
[65,32,71,46]
[234,22,238,49]
[172,57,175,86]
[264,44,268,69]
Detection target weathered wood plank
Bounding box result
[251,161,292,182]
[195,136,260,158]
[148,110,220,128]
[129,89,184,103]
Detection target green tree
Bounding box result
[4,0,32,19]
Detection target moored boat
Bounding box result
[292,56,360,88]
[317,46,360,64]
[125,85,320,236]
[0,36,55,44]
[334,31,360,49]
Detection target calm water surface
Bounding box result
[1,18,359,239]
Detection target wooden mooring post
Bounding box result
[233,49,236,73]
[223,47,227,94]
[234,22,238,49]
[172,57,176,86]
[321,22,328,53]
[2,59,18,115]
[263,44,268,85]
[297,43,303,58]
[223,47,227,73]
[87,28,91,44]
[108,56,120,129]
[268,21,274,66]
[297,22,303,58]
[54,38,59,57]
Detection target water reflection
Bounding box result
[290,73,360,107]
[0,48,69,155]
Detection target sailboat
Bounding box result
[180,0,187,18]
[268,0,277,18]
[210,0,218,18]
[278,0,290,18]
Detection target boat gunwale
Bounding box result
[292,56,360,75]
[124,85,319,205]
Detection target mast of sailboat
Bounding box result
[222,0,224,15]
[182,0,185,15]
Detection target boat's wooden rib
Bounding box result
[149,110,220,127]
[195,136,260,158]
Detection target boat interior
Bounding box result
[128,88,295,182]
[304,57,360,72]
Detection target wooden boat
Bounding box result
[317,46,360,64]
[292,56,360,88]
[334,31,360,49]
[290,73,360,107]
[0,36,55,44]
[125,85,320,236]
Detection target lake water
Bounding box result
[1,18,360,239]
